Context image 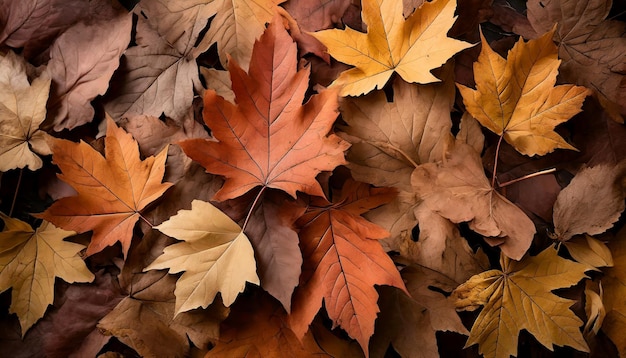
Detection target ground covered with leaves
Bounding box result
[0,0,625,357]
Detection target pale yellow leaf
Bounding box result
[146,200,259,313]
[0,51,51,171]
[563,235,613,270]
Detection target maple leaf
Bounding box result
[45,11,131,131]
[202,0,285,70]
[457,29,590,156]
[179,17,349,201]
[0,213,94,336]
[338,74,455,192]
[310,0,472,96]
[452,247,589,358]
[602,227,626,355]
[207,290,331,357]
[553,162,626,241]
[411,142,535,260]
[288,179,405,355]
[527,0,626,122]
[104,0,215,121]
[37,117,172,257]
[146,199,260,313]
[0,50,52,171]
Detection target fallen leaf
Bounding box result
[452,247,590,358]
[98,297,228,357]
[104,0,214,121]
[179,17,348,201]
[402,207,490,283]
[370,265,469,358]
[206,290,331,357]
[244,192,305,312]
[338,73,455,192]
[199,67,234,103]
[311,0,472,96]
[411,142,535,260]
[45,12,131,131]
[146,199,259,313]
[36,117,172,257]
[457,29,590,156]
[0,0,124,60]
[553,162,626,241]
[584,280,605,337]
[0,270,122,358]
[601,226,626,355]
[527,0,626,121]
[563,235,614,270]
[0,50,51,171]
[0,214,94,336]
[289,179,405,355]
[201,0,285,71]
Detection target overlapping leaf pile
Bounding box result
[0,0,625,357]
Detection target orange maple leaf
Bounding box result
[37,117,172,257]
[178,16,349,202]
[288,178,406,355]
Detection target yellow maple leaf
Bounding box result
[311,0,472,96]
[452,247,590,358]
[0,213,94,336]
[0,51,52,171]
[457,28,590,156]
[145,200,259,314]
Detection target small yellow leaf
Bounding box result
[452,247,589,358]
[564,235,613,270]
[312,0,472,96]
[457,28,590,156]
[0,213,94,336]
[146,200,259,314]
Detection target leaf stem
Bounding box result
[9,168,23,217]
[241,186,266,232]
[491,135,504,188]
[139,214,154,228]
[498,168,557,188]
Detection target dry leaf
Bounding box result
[36,117,172,257]
[146,200,259,313]
[179,17,348,201]
[289,179,405,355]
[371,265,470,358]
[311,0,472,96]
[602,226,626,355]
[244,193,305,312]
[104,0,214,121]
[553,162,626,241]
[338,73,455,192]
[199,67,234,103]
[452,247,589,358]
[45,10,131,130]
[584,280,605,337]
[564,235,614,270]
[206,290,331,357]
[0,50,51,171]
[0,214,94,336]
[457,29,590,156]
[411,142,535,260]
[201,0,285,70]
[527,0,626,121]
[98,297,228,357]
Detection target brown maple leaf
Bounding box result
[288,178,405,355]
[179,16,349,202]
[37,117,172,257]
